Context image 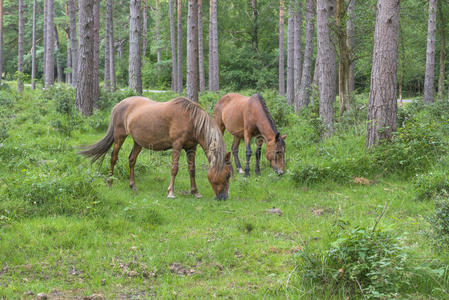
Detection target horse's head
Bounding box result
[208,152,232,200]
[266,133,287,175]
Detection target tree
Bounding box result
[295,0,315,111]
[169,0,177,91]
[293,0,303,102]
[278,0,285,96]
[17,0,24,93]
[286,4,294,104]
[129,0,142,94]
[437,1,445,99]
[336,0,352,116]
[31,0,37,89]
[106,0,116,91]
[317,0,337,137]
[198,0,205,92]
[54,25,63,83]
[186,0,199,102]
[347,0,355,94]
[45,0,55,88]
[209,0,219,91]
[424,0,437,104]
[366,0,400,147]
[93,0,100,101]
[251,0,258,52]
[0,0,3,86]
[177,0,183,93]
[76,0,96,116]
[142,0,148,56]
[68,0,78,87]
[155,0,161,69]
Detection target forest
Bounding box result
[1,0,449,298]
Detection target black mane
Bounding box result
[253,93,285,146]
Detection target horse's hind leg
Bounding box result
[186,146,202,198]
[244,133,252,177]
[108,135,126,187]
[167,145,182,198]
[255,137,263,176]
[128,142,142,190]
[232,136,244,174]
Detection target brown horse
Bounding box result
[215,93,287,176]
[80,96,232,200]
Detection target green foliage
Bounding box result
[141,59,172,89]
[97,88,136,111]
[429,196,449,247]
[42,85,76,115]
[300,225,409,298]
[413,170,449,201]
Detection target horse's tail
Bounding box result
[78,110,115,164]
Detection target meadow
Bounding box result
[1,84,449,299]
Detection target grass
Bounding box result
[0,85,448,298]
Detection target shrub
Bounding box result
[42,85,76,115]
[299,226,409,298]
[428,196,449,247]
[413,171,449,201]
[96,88,136,111]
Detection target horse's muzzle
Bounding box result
[216,192,228,201]
[274,169,284,176]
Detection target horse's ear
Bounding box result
[225,152,231,162]
[281,134,287,140]
[275,132,280,141]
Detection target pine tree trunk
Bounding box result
[177,0,183,93]
[43,0,47,80]
[424,0,437,104]
[198,0,205,92]
[31,0,37,89]
[65,26,71,85]
[347,0,355,94]
[317,0,336,137]
[104,7,111,91]
[186,0,199,102]
[169,0,177,91]
[251,0,258,52]
[54,25,63,83]
[69,0,78,87]
[437,1,445,99]
[129,0,142,94]
[209,0,219,91]
[17,0,24,92]
[279,0,285,96]
[295,0,315,111]
[293,1,303,99]
[76,0,95,116]
[366,0,400,147]
[313,55,319,87]
[336,0,351,116]
[45,0,55,88]
[286,5,295,104]
[142,0,148,57]
[156,0,161,71]
[399,24,405,104]
[93,0,100,102]
[107,0,116,91]
[0,0,3,86]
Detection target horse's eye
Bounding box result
[226,173,231,180]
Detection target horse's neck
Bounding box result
[197,133,219,165]
[256,114,277,143]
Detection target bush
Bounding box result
[429,197,449,247]
[42,85,76,115]
[299,225,409,298]
[413,171,449,201]
[96,88,136,111]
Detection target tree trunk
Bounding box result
[17,0,24,92]
[156,0,161,71]
[69,0,78,87]
[317,0,336,137]
[294,1,303,101]
[129,0,142,94]
[169,0,177,91]
[336,0,351,116]
[399,24,405,105]
[295,0,315,111]
[177,0,183,93]
[437,0,445,99]
[31,0,37,89]
[279,0,285,96]
[107,0,116,91]
[45,0,55,88]
[142,0,148,56]
[366,0,400,147]
[209,0,219,91]
[0,0,3,86]
[43,0,47,80]
[347,0,355,94]
[313,55,319,86]
[186,0,199,102]
[54,25,63,83]
[76,0,95,116]
[424,0,437,104]
[251,0,258,53]
[93,0,100,102]
[198,0,205,92]
[65,26,71,85]
[104,4,111,90]
[286,5,294,104]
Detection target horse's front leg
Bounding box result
[232,136,244,174]
[255,138,263,176]
[128,142,142,190]
[167,147,181,198]
[244,134,252,177]
[186,146,202,198]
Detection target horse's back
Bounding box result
[215,93,254,137]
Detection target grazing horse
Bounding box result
[215,93,286,176]
[80,96,232,200]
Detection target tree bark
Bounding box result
[209,0,219,91]
[0,0,3,86]
[295,0,315,111]
[347,0,355,94]
[17,0,24,92]
[279,0,285,96]
[156,0,161,71]
[43,0,47,80]
[366,0,400,147]
[424,0,437,104]
[336,0,351,116]
[177,0,183,93]
[294,1,303,101]
[169,0,177,91]
[65,26,71,85]
[142,0,148,56]
[31,0,37,89]
[54,25,63,83]
[251,0,258,53]
[437,0,445,99]
[317,0,336,137]
[186,0,199,102]
[286,4,294,104]
[76,0,95,116]
[399,23,405,105]
[104,4,111,90]
[45,0,55,88]
[198,0,205,92]
[69,0,78,87]
[129,0,142,94]
[107,0,116,91]
[93,0,100,102]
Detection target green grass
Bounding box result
[0,86,448,298]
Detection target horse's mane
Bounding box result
[253,94,285,147]
[172,97,226,171]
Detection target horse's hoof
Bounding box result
[167,193,176,199]
[192,192,202,198]
[238,168,245,174]
[130,185,138,191]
